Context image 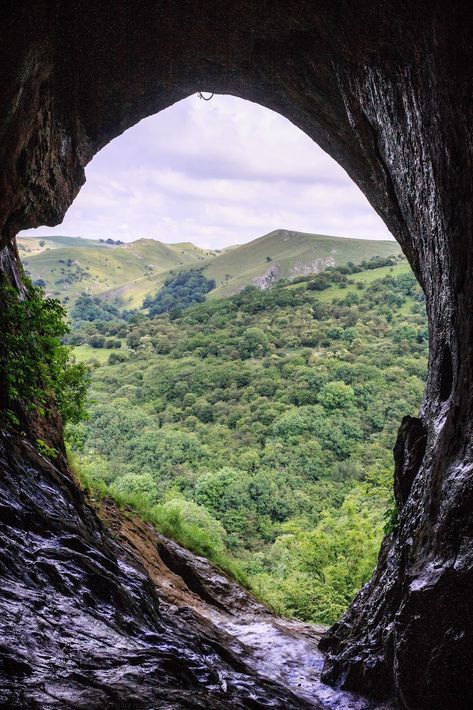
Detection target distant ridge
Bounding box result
[202,229,401,297]
[18,230,401,308]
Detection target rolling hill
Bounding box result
[18,230,402,309]
[18,236,215,306]
[202,229,402,297]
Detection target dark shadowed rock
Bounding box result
[0,3,473,708]
[0,433,316,709]
[393,416,427,508]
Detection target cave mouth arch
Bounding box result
[1,4,472,708]
[28,92,424,644]
[21,92,392,249]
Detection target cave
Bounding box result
[1,3,472,709]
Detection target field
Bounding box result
[73,343,129,364]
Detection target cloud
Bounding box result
[21,94,393,247]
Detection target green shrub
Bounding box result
[35,438,59,460]
[0,276,89,426]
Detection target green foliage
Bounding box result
[253,486,385,623]
[110,472,159,506]
[108,351,128,365]
[383,499,399,535]
[56,361,90,424]
[150,498,228,553]
[69,261,427,623]
[35,438,59,460]
[238,327,271,359]
[144,269,216,315]
[0,277,90,425]
[65,293,132,349]
[317,381,355,410]
[71,293,123,322]
[147,498,250,587]
[71,451,248,587]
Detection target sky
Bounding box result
[21,94,393,248]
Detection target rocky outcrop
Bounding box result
[0,432,315,709]
[290,257,335,279]
[1,3,473,708]
[392,416,427,509]
[252,263,281,290]
[0,432,393,709]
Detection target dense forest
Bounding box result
[66,256,428,624]
[143,269,216,315]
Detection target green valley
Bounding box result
[66,256,427,624]
[18,235,216,308]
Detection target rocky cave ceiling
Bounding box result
[1,3,472,708]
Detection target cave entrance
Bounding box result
[19,94,427,629]
[3,4,469,705]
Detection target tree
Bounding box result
[238,327,270,359]
[151,498,227,552]
[0,277,89,426]
[89,334,106,348]
[317,381,355,411]
[145,270,216,315]
[110,472,158,506]
[72,293,123,323]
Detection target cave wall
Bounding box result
[1,2,473,708]
[0,432,314,710]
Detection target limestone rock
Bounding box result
[1,4,472,708]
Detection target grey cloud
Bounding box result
[21,94,393,247]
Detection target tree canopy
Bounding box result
[69,261,427,623]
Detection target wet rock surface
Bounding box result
[0,433,314,709]
[99,501,393,710]
[0,432,392,709]
[1,3,473,708]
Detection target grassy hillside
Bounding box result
[201,230,402,297]
[18,236,214,307]
[68,260,427,623]
[18,235,110,255]
[19,230,402,310]
[98,241,217,308]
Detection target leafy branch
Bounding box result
[0,276,90,427]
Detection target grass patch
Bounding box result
[73,343,128,364]
[313,262,411,303]
[71,452,252,592]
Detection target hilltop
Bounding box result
[203,229,401,297]
[18,230,401,309]
[18,236,215,306]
